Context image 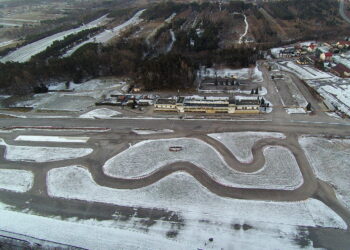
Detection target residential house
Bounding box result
[336,41,350,49]
[307,43,317,53]
[330,63,350,78]
[320,52,333,61]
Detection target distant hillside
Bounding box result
[0,0,349,94]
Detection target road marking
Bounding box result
[292,120,350,126]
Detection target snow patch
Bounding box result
[15,135,89,143]
[299,136,350,210]
[286,108,307,114]
[132,129,174,135]
[203,66,263,83]
[278,61,333,80]
[0,138,92,162]
[79,108,121,119]
[208,132,285,163]
[0,169,33,192]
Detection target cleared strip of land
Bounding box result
[15,135,89,143]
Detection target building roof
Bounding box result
[176,97,185,104]
[338,41,350,46]
[155,98,176,105]
[309,43,317,49]
[332,63,350,74]
[324,52,333,57]
[236,99,260,106]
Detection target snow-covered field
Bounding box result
[0,169,33,192]
[202,66,263,83]
[15,135,89,143]
[1,191,343,250]
[103,138,303,190]
[64,9,145,57]
[48,166,345,230]
[12,93,96,112]
[79,108,121,119]
[277,61,333,80]
[0,138,92,162]
[306,78,350,116]
[319,84,350,114]
[299,136,350,209]
[208,132,285,163]
[132,129,174,135]
[13,79,126,111]
[0,15,108,63]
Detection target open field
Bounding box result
[0,138,92,162]
[0,15,109,63]
[0,169,33,193]
[300,136,350,210]
[208,132,285,163]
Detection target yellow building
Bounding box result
[154,99,177,112]
[154,96,261,114]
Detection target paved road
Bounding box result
[340,0,350,24]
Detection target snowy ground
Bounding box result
[299,136,350,209]
[0,169,33,192]
[0,15,109,63]
[1,190,344,250]
[0,138,92,162]
[238,14,248,44]
[13,79,126,111]
[270,41,315,58]
[15,135,89,143]
[132,129,174,135]
[103,138,303,190]
[166,29,176,53]
[79,108,121,119]
[12,93,96,112]
[64,9,145,57]
[286,108,307,114]
[306,78,350,116]
[319,83,350,114]
[202,66,263,83]
[277,61,334,80]
[270,47,285,58]
[208,132,285,163]
[48,166,345,230]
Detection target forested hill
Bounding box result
[0,0,348,94]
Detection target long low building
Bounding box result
[154,96,261,114]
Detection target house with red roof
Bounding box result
[331,63,350,77]
[320,52,333,61]
[307,43,317,52]
[336,41,350,49]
